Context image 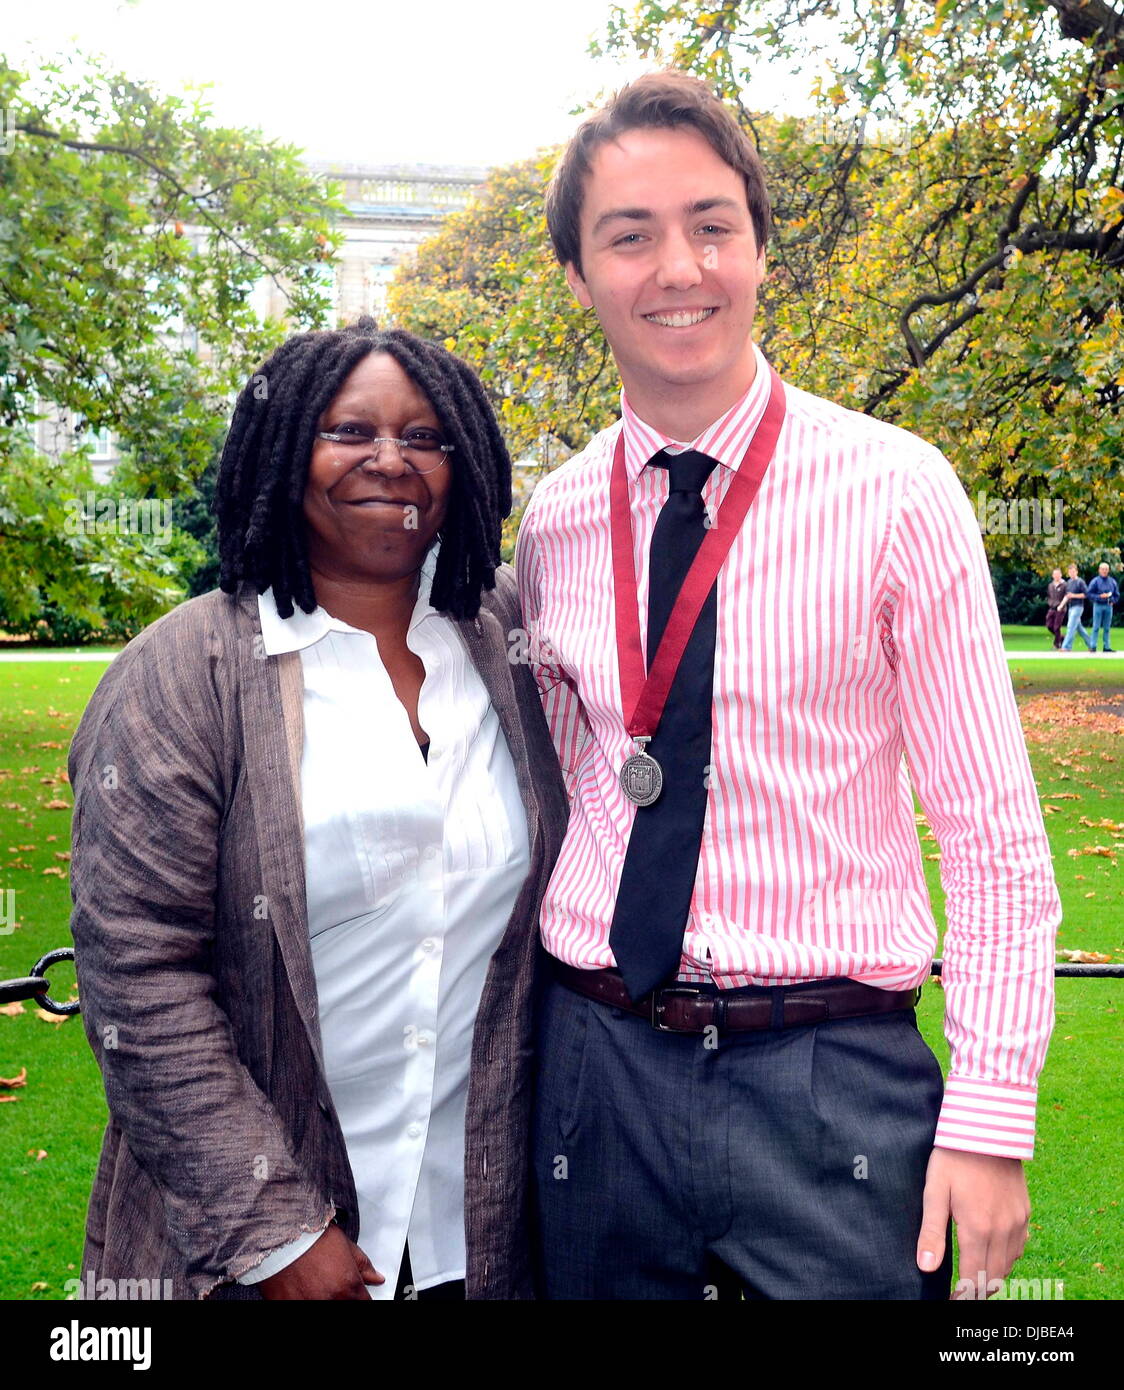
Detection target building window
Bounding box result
[85,427,115,460]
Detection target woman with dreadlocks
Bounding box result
[68,321,569,1301]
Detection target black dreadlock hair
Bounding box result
[215,319,512,621]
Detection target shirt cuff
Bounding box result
[933,1075,1039,1160]
[235,1228,327,1285]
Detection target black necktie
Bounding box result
[608,448,719,1002]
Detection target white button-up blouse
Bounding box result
[238,546,530,1295]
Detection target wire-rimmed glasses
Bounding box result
[316,424,455,475]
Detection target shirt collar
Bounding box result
[619,340,773,483]
[256,539,441,656]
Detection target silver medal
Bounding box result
[620,739,663,806]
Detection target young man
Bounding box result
[1087,561,1119,652]
[1059,562,1095,652]
[515,71,1061,1300]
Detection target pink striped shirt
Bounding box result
[515,341,1060,1161]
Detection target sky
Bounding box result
[5,0,809,168]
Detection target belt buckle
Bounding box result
[649,985,709,1033]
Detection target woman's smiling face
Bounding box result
[303,351,454,587]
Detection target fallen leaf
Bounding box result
[1022,692,1124,739]
[34,1009,68,1025]
[924,852,940,860]
[43,800,70,811]
[1059,950,1113,963]
[27,1149,47,1161]
[0,1067,27,1089]
[34,742,63,750]
[30,1281,47,1291]
[54,852,71,862]
[0,1001,26,1017]
[0,1095,19,1104]
[40,867,65,877]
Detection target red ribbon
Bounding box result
[610,362,787,740]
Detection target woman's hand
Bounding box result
[259,1223,385,1300]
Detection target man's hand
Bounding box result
[916,1147,1030,1299]
[259,1222,384,1300]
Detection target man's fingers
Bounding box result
[350,1240,385,1286]
[951,1226,989,1299]
[916,1170,950,1274]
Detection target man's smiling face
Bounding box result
[564,125,766,425]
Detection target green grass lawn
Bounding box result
[1001,621,1117,652]
[915,658,1124,1300]
[0,654,1121,1301]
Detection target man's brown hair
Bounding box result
[545,70,772,276]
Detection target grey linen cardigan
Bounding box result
[67,568,569,1299]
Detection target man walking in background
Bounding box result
[1087,561,1118,652]
[516,71,1060,1300]
[1060,562,1095,652]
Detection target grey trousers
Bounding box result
[532,976,953,1300]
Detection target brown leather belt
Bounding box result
[551,959,920,1034]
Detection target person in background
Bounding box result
[1045,568,1066,650]
[1086,561,1118,653]
[1059,562,1095,652]
[68,322,568,1301]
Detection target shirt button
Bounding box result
[423,845,438,861]
[421,938,436,953]
[416,1031,431,1047]
[407,1123,422,1139]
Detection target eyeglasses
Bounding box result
[316,425,455,475]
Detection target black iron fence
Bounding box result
[1,949,1119,1020]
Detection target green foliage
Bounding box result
[0,49,343,636]
[389,157,619,465]
[392,4,1123,563]
[172,457,220,599]
[596,0,1124,555]
[0,432,200,643]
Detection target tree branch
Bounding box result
[14,123,296,302]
